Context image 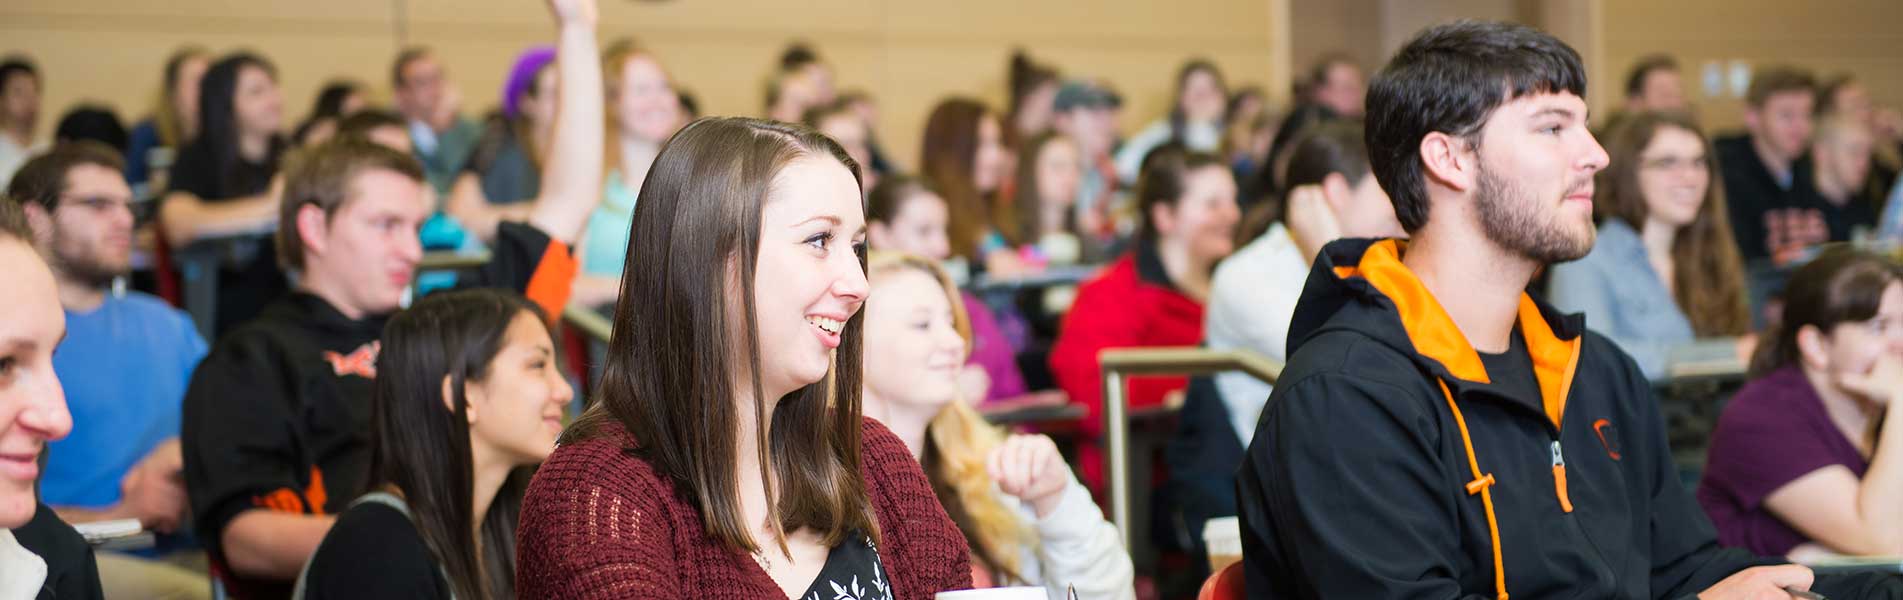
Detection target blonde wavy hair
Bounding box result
[866,251,1034,581]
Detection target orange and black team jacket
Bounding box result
[180,221,575,600]
[1236,238,1903,600]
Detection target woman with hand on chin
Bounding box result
[862,251,1134,599]
[515,117,970,599]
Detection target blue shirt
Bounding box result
[43,292,207,509]
[580,169,639,277]
[1547,219,1710,381]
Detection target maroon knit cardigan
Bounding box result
[515,416,974,598]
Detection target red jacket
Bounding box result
[1049,246,1206,487]
[515,417,972,598]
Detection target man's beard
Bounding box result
[1473,165,1595,264]
[52,241,127,290]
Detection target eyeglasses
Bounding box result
[57,195,135,213]
[1638,155,1708,172]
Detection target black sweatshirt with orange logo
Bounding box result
[1237,238,1902,599]
[181,222,575,599]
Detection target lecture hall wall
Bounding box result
[1,0,1283,173]
[6,0,1898,173]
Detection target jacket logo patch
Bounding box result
[1592,418,1622,460]
[322,342,380,379]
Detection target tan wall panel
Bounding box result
[3,0,1282,175]
[1600,0,1903,133]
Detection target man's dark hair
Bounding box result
[54,105,129,152]
[0,57,37,91]
[7,141,127,213]
[1297,53,1358,101]
[392,46,433,88]
[1623,54,1678,99]
[1744,65,1815,108]
[1365,20,1586,233]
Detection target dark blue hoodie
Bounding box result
[1237,238,1901,599]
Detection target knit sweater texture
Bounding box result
[516,416,973,598]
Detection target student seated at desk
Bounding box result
[1698,247,1903,559]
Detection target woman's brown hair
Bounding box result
[1597,111,1750,337]
[1000,131,1074,247]
[920,97,995,261]
[151,46,209,148]
[1750,247,1903,376]
[566,116,876,553]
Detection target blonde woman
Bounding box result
[862,251,1134,598]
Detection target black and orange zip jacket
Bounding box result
[1235,238,1902,599]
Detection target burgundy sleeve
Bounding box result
[858,418,974,597]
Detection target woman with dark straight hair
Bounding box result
[158,50,290,334]
[1698,247,1903,559]
[1547,111,1752,380]
[295,289,570,599]
[920,97,1016,273]
[516,116,971,598]
[1000,131,1089,266]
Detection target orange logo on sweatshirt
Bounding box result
[252,466,329,515]
[321,342,380,379]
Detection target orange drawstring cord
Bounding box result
[1439,380,1508,600]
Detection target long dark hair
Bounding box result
[1599,111,1750,337]
[921,98,995,261]
[1750,247,1903,377]
[565,116,877,553]
[293,80,362,143]
[1168,59,1227,144]
[369,288,550,600]
[188,52,286,198]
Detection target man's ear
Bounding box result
[295,203,330,261]
[1419,131,1477,194]
[21,202,53,248]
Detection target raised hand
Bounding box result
[987,434,1071,518]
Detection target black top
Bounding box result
[1476,326,1539,408]
[1238,237,1903,599]
[182,221,569,600]
[298,498,449,600]
[13,502,104,600]
[1788,177,1881,244]
[1715,133,1811,262]
[460,116,541,206]
[797,531,893,600]
[165,140,290,334]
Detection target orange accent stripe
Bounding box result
[1438,380,1508,600]
[1552,465,1574,513]
[1334,241,1490,383]
[524,239,578,324]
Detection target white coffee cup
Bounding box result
[1203,515,1243,572]
[935,586,1050,600]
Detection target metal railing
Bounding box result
[1100,347,1282,550]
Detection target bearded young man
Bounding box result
[1236,21,1903,599]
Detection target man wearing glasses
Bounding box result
[11,141,210,599]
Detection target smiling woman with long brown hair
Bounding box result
[514,116,971,599]
[1547,111,1751,380]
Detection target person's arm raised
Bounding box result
[525,0,604,246]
